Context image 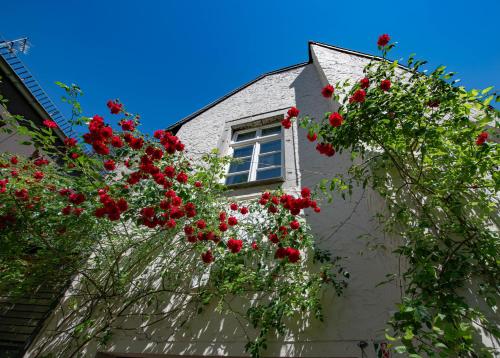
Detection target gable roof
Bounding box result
[167,41,396,133]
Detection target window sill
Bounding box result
[225,176,285,190]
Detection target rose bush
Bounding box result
[0,85,347,357]
[286,35,499,357]
[0,34,498,357]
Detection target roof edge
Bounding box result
[168,41,410,133]
[166,61,308,133]
[308,41,410,70]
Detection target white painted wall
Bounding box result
[28,46,402,358]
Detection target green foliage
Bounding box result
[302,41,499,356]
[0,87,346,358]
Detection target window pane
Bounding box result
[236,131,256,142]
[228,157,251,173]
[261,126,281,136]
[233,145,253,158]
[256,167,281,180]
[258,152,281,169]
[226,172,249,185]
[260,140,281,153]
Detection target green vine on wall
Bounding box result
[297,35,499,357]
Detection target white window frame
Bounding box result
[226,123,284,185]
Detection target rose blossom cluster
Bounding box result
[281,106,300,129]
[153,129,185,154]
[83,115,123,155]
[257,188,320,263]
[184,201,251,263]
[94,189,128,221]
[137,188,197,229]
[58,188,86,216]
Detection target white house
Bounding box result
[27,42,403,358]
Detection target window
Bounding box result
[226,124,283,185]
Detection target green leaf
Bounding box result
[394,346,407,353]
[484,95,494,106]
[385,333,397,341]
[404,328,414,340]
[481,86,493,94]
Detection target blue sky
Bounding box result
[2,0,499,135]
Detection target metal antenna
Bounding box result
[0,34,80,141]
[0,37,30,55]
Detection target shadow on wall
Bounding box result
[291,63,403,344]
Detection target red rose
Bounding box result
[360,77,370,89]
[349,89,366,103]
[286,247,300,263]
[34,158,49,166]
[281,118,292,129]
[176,172,188,184]
[33,171,44,180]
[329,112,343,127]
[239,207,249,215]
[10,156,18,165]
[69,193,85,205]
[197,219,206,229]
[117,198,128,212]
[219,211,227,222]
[92,141,110,155]
[268,205,278,214]
[380,79,391,91]
[314,207,321,213]
[201,250,214,264]
[175,142,185,152]
[104,160,116,171]
[316,143,335,157]
[94,207,107,218]
[164,166,175,178]
[129,137,144,150]
[154,129,164,139]
[287,107,300,118]
[110,136,123,148]
[184,225,194,235]
[43,119,58,128]
[307,132,317,142]
[73,208,84,216]
[64,138,77,147]
[230,203,238,211]
[269,233,279,243]
[301,187,311,198]
[227,238,243,253]
[219,222,228,232]
[476,131,488,146]
[70,153,79,159]
[377,34,390,47]
[107,100,122,114]
[120,120,135,131]
[321,84,334,98]
[61,205,72,215]
[166,218,176,228]
[275,247,287,259]
[228,216,238,226]
[251,241,259,250]
[100,126,113,139]
[194,181,202,188]
[290,220,300,230]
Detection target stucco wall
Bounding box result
[28,46,401,358]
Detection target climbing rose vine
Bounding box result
[285,36,499,357]
[0,83,347,357]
